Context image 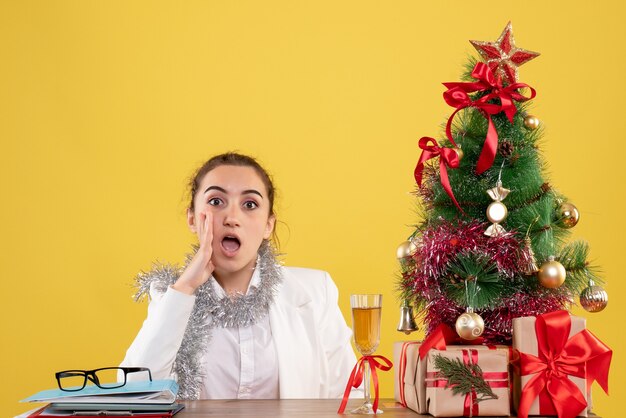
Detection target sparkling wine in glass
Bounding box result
[350,294,383,414]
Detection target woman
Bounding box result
[120,152,357,400]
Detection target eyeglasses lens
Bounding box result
[93,368,124,388]
[58,372,86,391]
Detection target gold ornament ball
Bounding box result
[486,201,508,224]
[396,240,417,260]
[454,147,464,162]
[524,115,540,130]
[557,203,580,228]
[455,312,485,340]
[580,285,608,313]
[538,258,566,288]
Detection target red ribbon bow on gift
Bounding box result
[443,62,536,174]
[518,310,612,418]
[418,323,486,360]
[337,355,393,414]
[414,137,463,213]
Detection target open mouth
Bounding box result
[221,235,241,255]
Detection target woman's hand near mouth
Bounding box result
[173,210,215,295]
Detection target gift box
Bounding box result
[512,310,612,418]
[394,335,512,416]
[394,341,426,413]
[425,348,511,417]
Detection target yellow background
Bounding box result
[1,2,624,417]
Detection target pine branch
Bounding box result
[558,240,604,291]
[433,354,499,404]
[444,252,503,309]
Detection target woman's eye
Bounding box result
[243,201,258,210]
[208,198,222,206]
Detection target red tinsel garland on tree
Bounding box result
[405,220,570,344]
[423,292,569,344]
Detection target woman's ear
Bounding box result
[263,214,276,239]
[187,208,197,233]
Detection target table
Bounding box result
[176,399,600,417]
[178,399,422,417]
[18,399,599,418]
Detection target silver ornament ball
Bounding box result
[580,285,608,313]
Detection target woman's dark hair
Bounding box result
[187,152,276,214]
[187,153,279,246]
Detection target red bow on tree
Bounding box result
[518,310,612,418]
[414,137,463,213]
[443,62,536,174]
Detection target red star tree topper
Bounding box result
[470,22,540,85]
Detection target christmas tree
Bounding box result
[398,22,608,344]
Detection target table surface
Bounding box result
[177,399,600,418]
[178,399,421,417]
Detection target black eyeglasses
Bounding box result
[55,367,153,391]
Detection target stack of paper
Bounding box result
[20,380,183,417]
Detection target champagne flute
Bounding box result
[350,294,383,414]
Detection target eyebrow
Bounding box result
[204,186,264,198]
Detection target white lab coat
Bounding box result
[120,266,358,399]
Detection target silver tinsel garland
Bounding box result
[133,240,283,400]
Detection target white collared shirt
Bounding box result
[198,268,279,399]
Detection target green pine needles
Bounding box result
[432,354,499,404]
[444,252,502,309]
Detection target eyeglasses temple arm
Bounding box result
[124,367,153,381]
